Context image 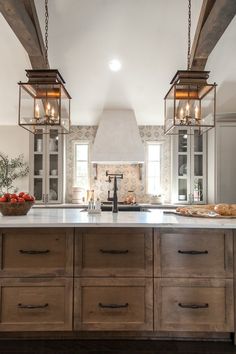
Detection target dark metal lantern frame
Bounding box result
[164,70,216,135]
[18,69,71,134]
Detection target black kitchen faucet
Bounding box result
[106,171,123,213]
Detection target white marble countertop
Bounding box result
[1,208,236,228]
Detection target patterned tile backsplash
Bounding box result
[66,126,171,203]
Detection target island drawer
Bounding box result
[0,278,73,331]
[154,229,233,278]
[154,278,234,332]
[0,228,73,277]
[74,278,153,331]
[75,228,153,277]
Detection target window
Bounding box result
[146,142,161,195]
[74,142,90,190]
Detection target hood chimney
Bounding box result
[91,110,144,164]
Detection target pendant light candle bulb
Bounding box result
[179,108,184,121]
[35,103,40,118]
[186,103,190,116]
[46,102,51,116]
[51,107,55,117]
[195,105,199,119]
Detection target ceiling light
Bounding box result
[109,59,122,72]
[18,0,71,134]
[164,0,216,135]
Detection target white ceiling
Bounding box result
[0,0,235,126]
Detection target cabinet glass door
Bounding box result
[30,128,63,204]
[47,129,60,203]
[193,131,204,202]
[177,130,188,202]
[33,130,45,202]
[172,129,206,204]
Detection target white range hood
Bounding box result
[91,110,144,164]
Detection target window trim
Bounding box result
[145,141,163,195]
[72,140,91,189]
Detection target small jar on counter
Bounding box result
[125,190,136,204]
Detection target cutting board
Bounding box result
[163,210,236,219]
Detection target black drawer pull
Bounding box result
[178,303,209,309]
[18,303,49,309]
[98,302,129,309]
[178,250,208,255]
[99,249,129,255]
[19,249,50,255]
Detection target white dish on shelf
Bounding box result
[179,164,187,176]
[49,189,57,200]
[179,195,186,201]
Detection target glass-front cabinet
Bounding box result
[30,129,63,204]
[172,129,206,204]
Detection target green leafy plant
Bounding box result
[0,153,29,195]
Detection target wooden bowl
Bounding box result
[0,201,34,216]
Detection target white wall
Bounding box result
[0,126,30,193]
[215,120,236,203]
[207,114,236,204]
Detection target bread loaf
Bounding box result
[230,204,236,216]
[176,205,215,216]
[214,203,231,216]
[176,203,236,217]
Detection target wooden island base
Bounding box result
[0,225,235,343]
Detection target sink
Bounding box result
[101,205,142,212]
[80,204,150,212]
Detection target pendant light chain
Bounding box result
[187,0,191,70]
[45,0,49,66]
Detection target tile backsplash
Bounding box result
[66,126,171,203]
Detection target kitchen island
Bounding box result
[1,207,236,228]
[0,208,235,343]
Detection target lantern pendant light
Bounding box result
[18,0,71,134]
[164,0,216,135]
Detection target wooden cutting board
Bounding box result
[163,210,236,218]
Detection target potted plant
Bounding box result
[0,153,29,195]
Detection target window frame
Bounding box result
[145,141,163,195]
[73,140,91,190]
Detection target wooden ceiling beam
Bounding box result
[23,0,48,69]
[190,0,236,70]
[0,0,48,69]
[190,0,215,70]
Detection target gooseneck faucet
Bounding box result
[106,171,123,213]
[112,176,118,213]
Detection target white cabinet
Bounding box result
[208,114,236,204]
[171,129,206,204]
[29,128,63,204]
